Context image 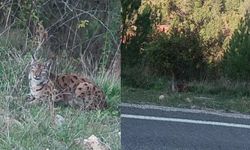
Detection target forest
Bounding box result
[0,0,121,149]
[122,0,250,112]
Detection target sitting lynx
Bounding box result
[27,57,107,110]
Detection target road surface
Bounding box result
[121,103,250,150]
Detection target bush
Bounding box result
[223,12,250,80]
[144,28,206,81]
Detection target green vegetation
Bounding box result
[0,0,121,149]
[121,0,250,113]
[223,13,250,80]
[144,29,205,80]
[0,49,121,149]
[123,79,250,113]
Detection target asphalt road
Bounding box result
[121,103,250,150]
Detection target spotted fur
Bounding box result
[28,58,107,110]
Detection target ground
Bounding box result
[122,80,250,113]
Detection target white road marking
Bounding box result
[121,114,250,129]
[121,103,250,119]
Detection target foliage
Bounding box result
[148,0,246,64]
[122,64,153,88]
[122,3,151,66]
[121,1,163,88]
[223,12,250,80]
[0,0,121,74]
[144,28,206,80]
[121,0,142,28]
[121,0,249,87]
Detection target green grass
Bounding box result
[0,98,120,149]
[0,48,121,149]
[122,80,250,113]
[0,97,120,149]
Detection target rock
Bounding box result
[84,135,110,150]
[75,135,110,150]
[55,114,65,127]
[185,97,192,103]
[159,95,165,100]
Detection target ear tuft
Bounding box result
[45,59,53,69]
[31,54,37,63]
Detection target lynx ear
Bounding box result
[31,54,36,63]
[45,59,53,69]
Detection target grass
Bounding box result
[122,79,250,114]
[0,100,120,149]
[0,48,121,149]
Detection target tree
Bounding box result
[144,27,206,89]
[223,12,250,80]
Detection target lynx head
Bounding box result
[29,56,52,84]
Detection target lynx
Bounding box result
[27,57,107,110]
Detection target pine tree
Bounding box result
[223,12,250,80]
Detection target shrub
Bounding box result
[223,12,250,80]
[144,28,206,81]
